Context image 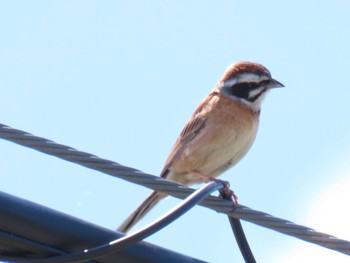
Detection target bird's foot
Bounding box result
[209,178,238,205]
[191,171,238,205]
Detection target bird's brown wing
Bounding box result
[118,112,207,233]
[160,92,218,178]
[117,92,218,233]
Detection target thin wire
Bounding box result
[1,124,350,256]
[9,181,223,263]
[228,217,255,263]
[218,187,256,263]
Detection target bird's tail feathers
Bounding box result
[117,191,165,233]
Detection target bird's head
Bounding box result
[218,61,284,112]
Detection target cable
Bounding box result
[6,181,223,263]
[217,184,256,263]
[1,123,350,256]
[228,217,255,263]
[0,231,66,257]
[0,231,95,263]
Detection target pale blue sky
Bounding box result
[1,1,350,262]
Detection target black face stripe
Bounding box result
[225,79,270,102]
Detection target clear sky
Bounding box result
[1,1,350,262]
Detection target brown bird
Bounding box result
[118,61,284,233]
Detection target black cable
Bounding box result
[228,216,256,263]
[8,181,223,263]
[219,189,256,263]
[0,230,67,256]
[0,231,95,263]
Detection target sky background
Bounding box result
[1,1,350,262]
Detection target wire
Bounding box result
[1,123,350,256]
[217,184,256,263]
[228,217,255,263]
[7,181,223,263]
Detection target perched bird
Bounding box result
[118,61,284,233]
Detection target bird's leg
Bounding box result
[213,178,238,205]
[192,171,238,205]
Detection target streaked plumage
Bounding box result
[118,61,284,233]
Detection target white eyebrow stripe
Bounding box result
[223,73,269,89]
[237,73,267,83]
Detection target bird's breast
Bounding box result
[169,94,259,184]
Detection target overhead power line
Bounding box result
[1,123,349,257]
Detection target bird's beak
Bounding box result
[268,78,285,88]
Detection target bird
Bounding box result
[118,61,284,233]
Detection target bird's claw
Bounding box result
[208,178,238,205]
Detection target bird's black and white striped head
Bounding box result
[218,61,284,112]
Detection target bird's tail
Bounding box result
[117,191,165,233]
